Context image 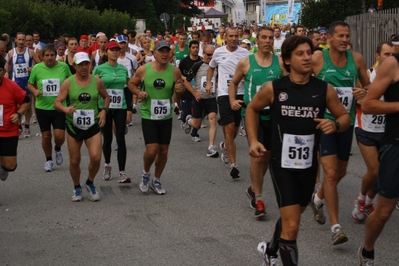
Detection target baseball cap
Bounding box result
[105,41,121,50]
[391,34,399,42]
[80,34,88,40]
[318,28,328,34]
[241,39,251,45]
[74,52,90,64]
[116,35,127,43]
[155,41,171,50]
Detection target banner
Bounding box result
[266,3,301,25]
[193,0,214,7]
[220,0,246,24]
[287,0,295,23]
[260,0,267,24]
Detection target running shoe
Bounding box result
[255,199,267,219]
[132,106,137,114]
[332,226,348,245]
[0,167,9,181]
[239,129,247,137]
[365,203,375,217]
[150,178,166,195]
[206,145,219,158]
[352,196,366,222]
[174,106,180,115]
[191,136,201,142]
[114,144,118,151]
[257,241,279,266]
[71,187,83,202]
[184,115,192,134]
[55,149,63,165]
[127,122,133,127]
[44,160,53,172]
[246,185,256,209]
[396,199,399,211]
[219,141,229,164]
[139,172,150,193]
[177,111,182,120]
[103,164,112,181]
[84,182,100,201]
[201,122,207,128]
[357,247,374,266]
[31,113,37,124]
[118,171,131,183]
[230,165,240,179]
[23,128,31,138]
[310,192,326,224]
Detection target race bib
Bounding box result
[0,105,3,126]
[42,79,60,96]
[326,87,353,114]
[107,89,124,109]
[151,99,170,120]
[73,110,94,130]
[15,64,29,78]
[201,76,215,93]
[223,73,232,89]
[175,60,181,68]
[281,134,314,169]
[256,85,270,110]
[363,114,386,132]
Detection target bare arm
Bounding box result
[54,78,72,113]
[314,84,350,134]
[229,57,248,110]
[246,82,274,158]
[278,56,289,76]
[311,50,324,76]
[96,77,109,127]
[128,65,147,99]
[362,56,399,114]
[30,50,41,64]
[173,66,184,94]
[205,66,216,93]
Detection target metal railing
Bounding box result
[346,8,399,68]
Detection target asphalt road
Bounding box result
[1,113,398,266]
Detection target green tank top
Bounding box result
[175,44,189,60]
[66,75,99,133]
[243,54,282,120]
[141,63,175,120]
[317,49,358,125]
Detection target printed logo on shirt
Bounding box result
[154,79,166,90]
[279,92,288,102]
[326,69,336,73]
[79,93,91,104]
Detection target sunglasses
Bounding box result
[204,53,213,56]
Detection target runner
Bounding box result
[128,41,184,195]
[6,32,41,138]
[247,36,350,266]
[352,41,395,222]
[206,27,250,179]
[90,35,108,73]
[54,52,109,201]
[229,26,286,219]
[358,46,399,266]
[0,55,31,181]
[93,41,131,182]
[27,44,72,172]
[183,44,218,154]
[59,37,78,75]
[310,21,369,245]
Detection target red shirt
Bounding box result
[88,44,100,56]
[77,46,90,54]
[0,77,27,137]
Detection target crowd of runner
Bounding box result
[1,21,399,266]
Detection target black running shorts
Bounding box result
[141,118,173,145]
[0,136,18,156]
[270,164,318,208]
[375,144,399,199]
[217,95,242,127]
[36,109,66,132]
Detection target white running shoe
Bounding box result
[103,164,112,180]
[150,178,166,195]
[44,160,53,172]
[257,241,279,266]
[139,172,150,193]
[0,167,9,181]
[55,149,63,165]
[84,182,100,201]
[71,187,83,202]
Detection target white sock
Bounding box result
[314,193,323,206]
[105,163,111,167]
[142,170,150,175]
[133,104,137,108]
[331,224,341,233]
[365,196,373,206]
[230,163,237,168]
[174,102,178,107]
[358,192,366,200]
